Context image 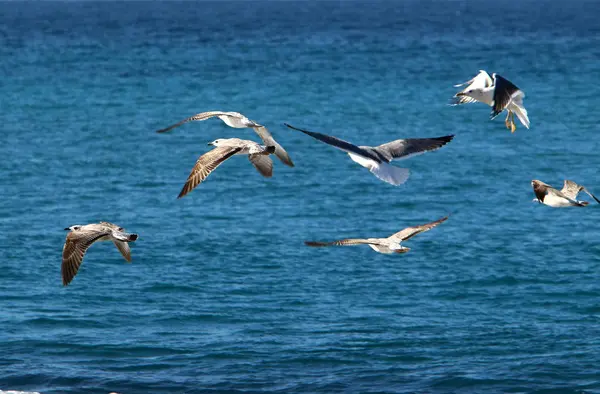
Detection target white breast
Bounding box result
[543,194,576,207]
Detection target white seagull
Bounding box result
[451,70,530,133]
[284,123,454,186]
[177,138,275,198]
[62,222,138,286]
[531,179,600,207]
[305,216,448,254]
[156,110,294,167]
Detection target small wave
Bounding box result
[0,391,41,394]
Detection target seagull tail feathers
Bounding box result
[511,102,530,129]
[370,163,409,186]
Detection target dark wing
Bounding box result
[491,74,521,119]
[62,231,109,286]
[305,238,384,247]
[178,146,241,198]
[284,123,382,163]
[367,135,455,163]
[248,154,273,177]
[253,126,294,167]
[389,216,448,242]
[156,111,227,133]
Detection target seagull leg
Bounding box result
[504,111,512,130]
[510,112,517,133]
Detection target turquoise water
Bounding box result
[2,1,600,393]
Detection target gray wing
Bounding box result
[366,135,455,163]
[389,216,448,242]
[253,126,294,167]
[305,238,385,247]
[248,154,273,177]
[491,74,521,119]
[156,111,228,133]
[284,123,382,163]
[178,146,242,198]
[562,180,600,203]
[62,230,109,286]
[113,241,132,262]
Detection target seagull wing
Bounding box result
[366,135,454,163]
[562,180,600,203]
[389,216,449,242]
[178,146,242,198]
[305,238,386,247]
[62,230,110,286]
[451,70,493,105]
[253,126,294,167]
[156,111,229,133]
[112,241,132,262]
[490,74,522,119]
[285,123,382,162]
[248,154,273,177]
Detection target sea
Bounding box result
[1,0,600,393]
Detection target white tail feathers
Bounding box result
[370,163,410,186]
[510,95,530,129]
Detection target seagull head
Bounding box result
[208,139,222,147]
[64,225,82,231]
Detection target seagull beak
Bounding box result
[455,92,466,97]
[64,227,70,231]
[207,142,213,146]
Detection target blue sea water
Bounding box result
[1,0,600,392]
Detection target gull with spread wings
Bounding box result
[177,138,275,198]
[305,216,448,254]
[62,222,138,286]
[156,110,294,167]
[531,179,600,207]
[451,70,530,133]
[284,123,453,186]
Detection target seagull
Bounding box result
[62,222,138,286]
[531,179,600,207]
[451,70,530,133]
[178,138,275,198]
[284,123,453,186]
[305,216,448,254]
[156,111,294,167]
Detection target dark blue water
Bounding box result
[2,1,600,393]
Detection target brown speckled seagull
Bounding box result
[177,138,275,198]
[305,216,448,254]
[532,179,600,207]
[156,111,294,167]
[62,222,138,286]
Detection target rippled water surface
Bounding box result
[2,1,600,393]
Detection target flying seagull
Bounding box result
[284,123,453,186]
[156,111,294,167]
[451,70,529,133]
[531,179,600,207]
[178,138,275,198]
[62,222,138,286]
[305,216,448,254]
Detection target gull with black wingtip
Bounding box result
[284,123,453,186]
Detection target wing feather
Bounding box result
[253,126,294,167]
[491,74,522,119]
[156,111,229,133]
[451,70,493,105]
[178,146,241,198]
[248,154,273,177]
[305,238,385,247]
[284,123,382,163]
[61,231,109,286]
[368,135,454,163]
[389,216,448,242]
